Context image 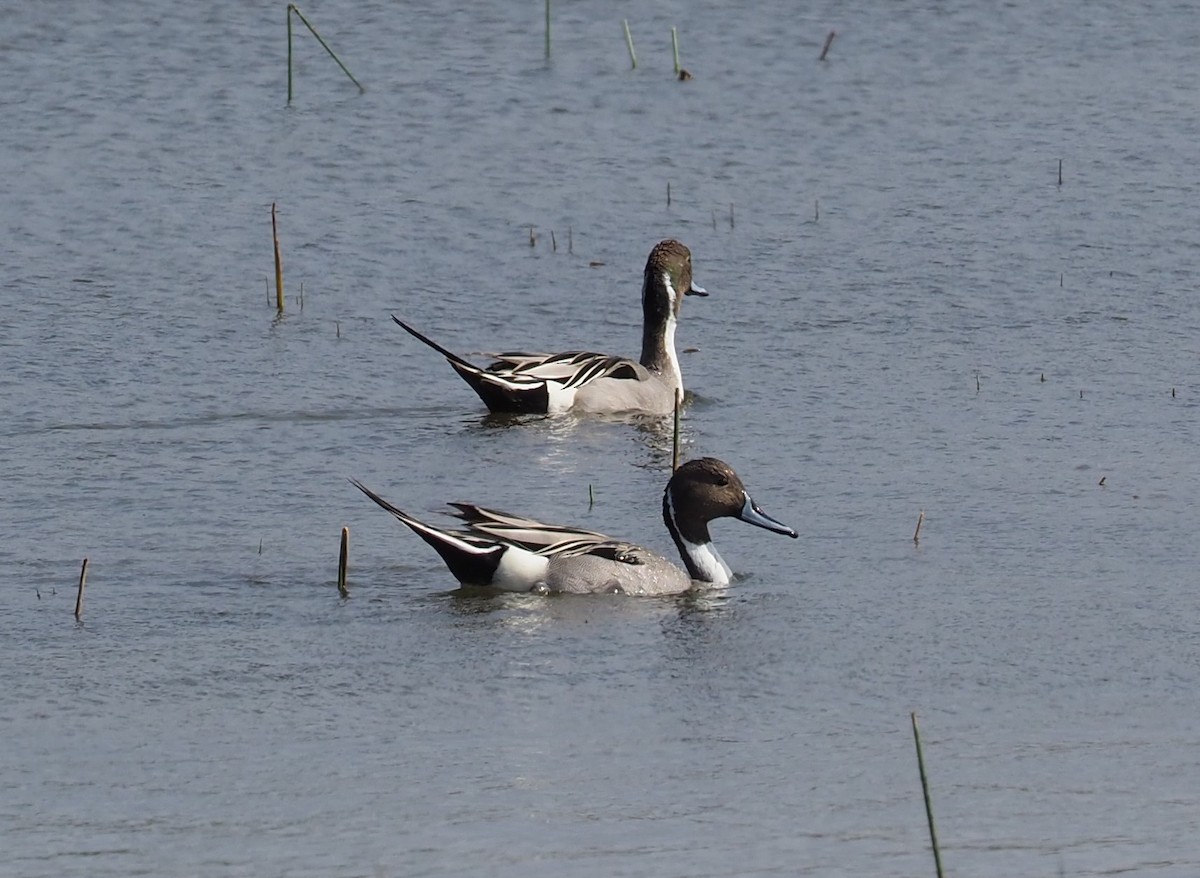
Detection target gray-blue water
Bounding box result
[4,1,1200,875]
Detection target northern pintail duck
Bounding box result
[391,239,707,415]
[351,457,796,595]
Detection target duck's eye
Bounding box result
[713,474,729,487]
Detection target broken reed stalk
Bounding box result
[911,712,946,878]
[623,19,637,69]
[818,30,836,61]
[337,527,350,597]
[667,181,671,206]
[545,0,551,59]
[1058,159,1063,186]
[913,510,924,544]
[588,483,595,509]
[671,27,680,76]
[74,557,89,621]
[671,389,682,471]
[271,203,284,311]
[286,3,366,104]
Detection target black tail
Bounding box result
[391,315,482,375]
[392,315,549,413]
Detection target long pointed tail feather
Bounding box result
[350,479,508,585]
[391,315,484,375]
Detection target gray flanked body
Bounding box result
[351,458,798,596]
[544,552,692,596]
[391,239,707,415]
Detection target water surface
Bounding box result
[3,1,1200,876]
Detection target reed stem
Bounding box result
[819,30,836,61]
[74,557,89,621]
[671,27,680,75]
[272,203,284,312]
[287,4,366,97]
[910,712,945,878]
[671,389,682,471]
[545,0,551,59]
[337,527,350,597]
[287,6,294,104]
[623,19,637,69]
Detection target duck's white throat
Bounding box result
[681,539,733,586]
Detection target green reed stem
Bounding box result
[623,19,637,69]
[911,712,945,878]
[287,4,366,98]
[671,389,682,471]
[287,6,294,104]
[671,27,680,75]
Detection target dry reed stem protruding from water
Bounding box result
[74,557,89,621]
[337,527,350,597]
[272,203,284,312]
[913,511,924,545]
[819,30,836,61]
[911,712,945,878]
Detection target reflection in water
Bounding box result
[445,584,729,631]
[461,393,704,475]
